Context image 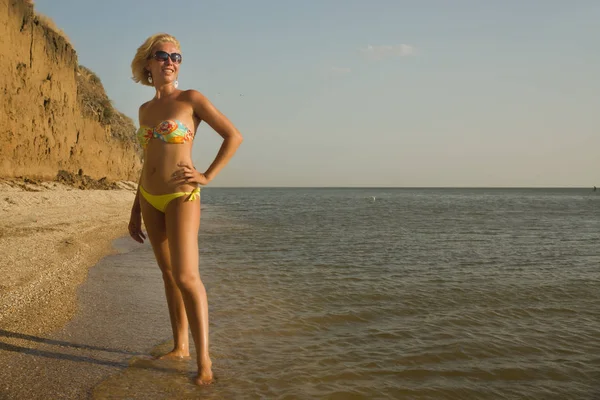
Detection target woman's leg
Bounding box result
[165,197,213,385]
[140,196,190,358]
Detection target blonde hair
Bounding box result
[131,33,181,86]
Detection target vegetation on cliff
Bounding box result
[31,5,138,147]
[1,0,142,181]
[76,66,139,146]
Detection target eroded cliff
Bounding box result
[0,0,142,181]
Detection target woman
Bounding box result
[127,33,243,385]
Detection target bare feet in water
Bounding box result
[193,362,214,385]
[157,348,191,360]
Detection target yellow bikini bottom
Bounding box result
[140,185,201,213]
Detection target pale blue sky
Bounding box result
[34,0,599,187]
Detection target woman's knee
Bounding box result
[161,267,177,284]
[154,257,174,277]
[173,271,203,293]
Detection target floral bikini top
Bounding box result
[136,119,195,149]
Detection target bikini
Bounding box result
[136,119,200,212]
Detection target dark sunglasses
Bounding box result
[150,50,182,64]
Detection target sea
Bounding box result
[88,188,599,399]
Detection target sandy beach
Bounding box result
[0,179,194,399]
[0,179,138,337]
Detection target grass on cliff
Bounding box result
[76,66,139,147]
[28,1,138,149]
[27,1,72,46]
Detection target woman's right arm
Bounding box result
[131,178,142,214]
[132,103,146,214]
[128,104,147,243]
[128,175,146,243]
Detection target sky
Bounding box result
[33,0,599,187]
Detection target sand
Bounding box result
[0,235,178,399]
[0,179,210,398]
[0,179,195,399]
[0,178,138,336]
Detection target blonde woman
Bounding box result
[128,32,243,385]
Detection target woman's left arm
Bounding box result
[173,90,243,186]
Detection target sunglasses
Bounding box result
[151,50,182,64]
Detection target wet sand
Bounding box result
[0,179,147,398]
[0,236,179,399]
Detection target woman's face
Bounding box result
[146,41,181,86]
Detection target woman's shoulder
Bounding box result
[179,89,206,101]
[137,100,155,122]
[139,99,153,112]
[179,90,213,111]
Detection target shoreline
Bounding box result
[0,179,138,336]
[0,235,175,399]
[0,179,210,398]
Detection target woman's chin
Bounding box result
[156,79,176,86]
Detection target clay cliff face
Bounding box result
[0,0,142,181]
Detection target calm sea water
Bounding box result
[93,188,600,399]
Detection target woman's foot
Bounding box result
[157,348,191,360]
[193,361,214,385]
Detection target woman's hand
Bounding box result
[128,210,146,243]
[171,162,210,186]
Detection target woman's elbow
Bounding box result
[233,131,244,145]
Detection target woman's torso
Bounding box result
[138,92,200,194]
